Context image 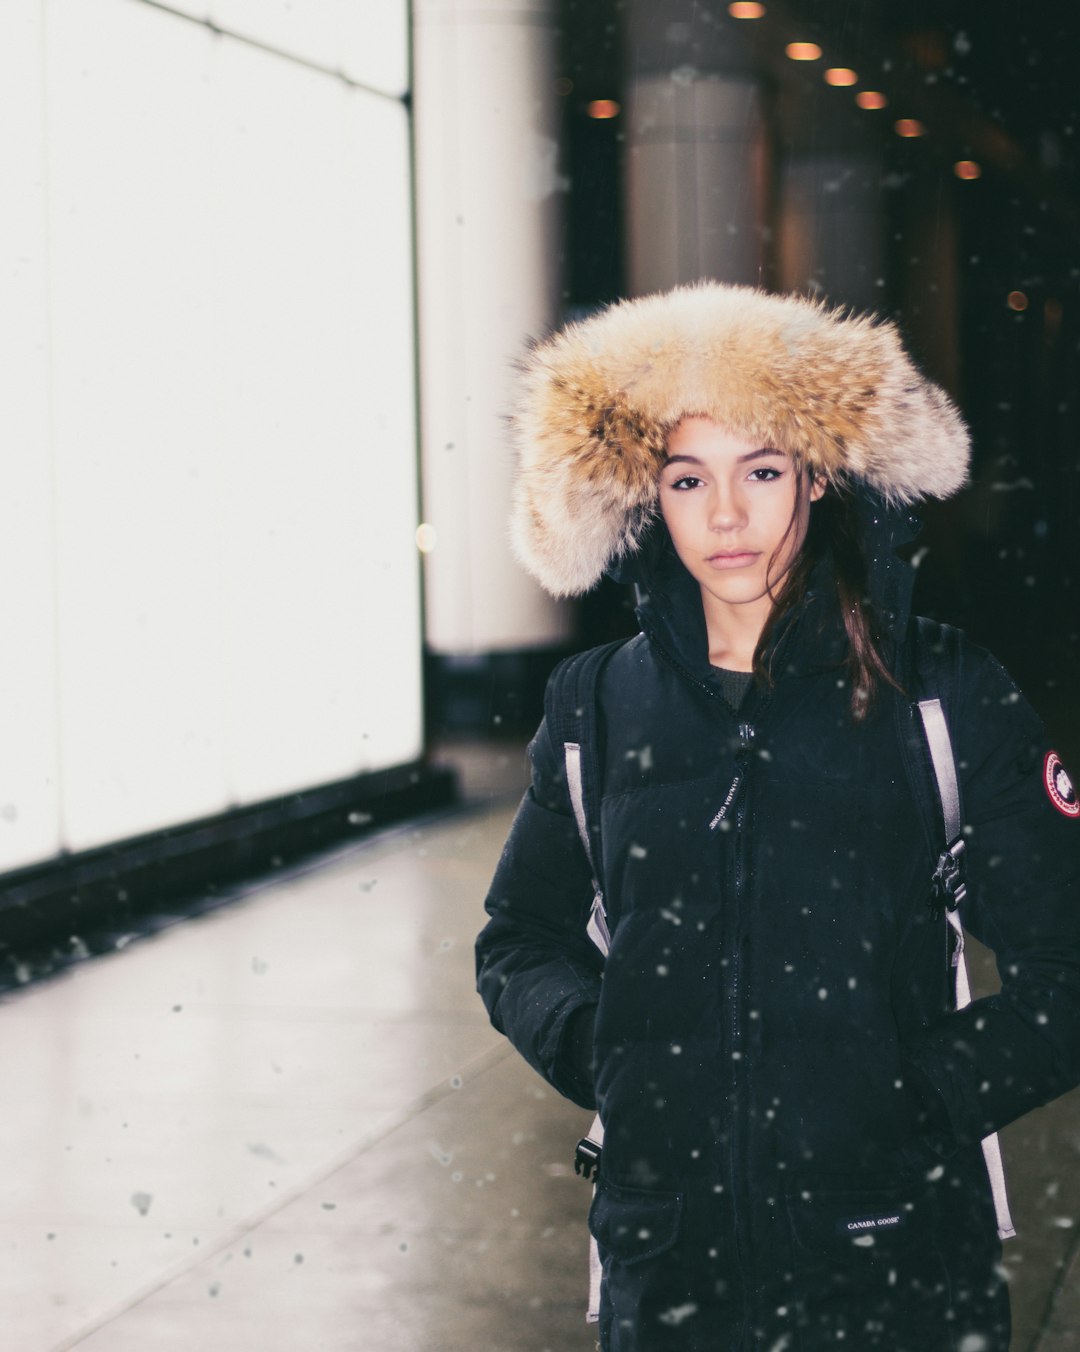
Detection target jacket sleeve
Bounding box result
[475,712,604,1110]
[903,636,1080,1146]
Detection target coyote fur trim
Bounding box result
[511,282,969,596]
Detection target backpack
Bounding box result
[543,622,1015,1323]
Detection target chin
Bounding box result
[703,581,770,606]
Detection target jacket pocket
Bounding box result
[588,1178,683,1265]
[784,1175,950,1337]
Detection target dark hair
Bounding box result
[752,470,903,720]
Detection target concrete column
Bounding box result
[413,0,570,653]
[777,154,885,312]
[900,164,961,392]
[623,0,770,295]
[774,74,887,312]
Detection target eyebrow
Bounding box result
[664,448,786,467]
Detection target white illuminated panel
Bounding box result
[37,0,421,856]
[163,0,409,97]
[46,0,231,852]
[211,39,421,803]
[0,0,63,873]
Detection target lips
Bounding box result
[706,550,760,569]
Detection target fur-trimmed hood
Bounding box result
[510,282,970,597]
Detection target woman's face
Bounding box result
[658,417,824,617]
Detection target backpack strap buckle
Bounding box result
[574,1135,602,1182]
[929,836,967,918]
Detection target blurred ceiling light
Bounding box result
[953,159,981,180]
[824,68,858,86]
[786,42,822,61]
[855,90,888,110]
[728,2,766,17]
[894,118,927,138]
[415,523,438,553]
[1007,291,1029,312]
[587,99,620,119]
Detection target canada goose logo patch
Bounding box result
[1044,753,1079,818]
[835,1211,906,1237]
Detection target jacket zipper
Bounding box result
[648,628,794,1332]
[728,721,754,1037]
[728,722,753,1317]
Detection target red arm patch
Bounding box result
[1045,751,1079,818]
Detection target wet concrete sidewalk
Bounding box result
[0,745,1076,1350]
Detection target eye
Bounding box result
[747,466,783,482]
[667,474,704,491]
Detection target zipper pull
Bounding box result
[709,725,754,832]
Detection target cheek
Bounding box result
[761,489,805,557]
[658,494,699,563]
[658,491,685,536]
[785,505,812,560]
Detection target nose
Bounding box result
[708,481,748,532]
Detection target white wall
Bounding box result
[0,0,422,871]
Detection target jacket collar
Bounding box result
[618,492,922,693]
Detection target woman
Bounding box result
[475,282,1080,1351]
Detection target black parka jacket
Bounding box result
[476,510,1080,1352]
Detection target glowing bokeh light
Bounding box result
[587,99,620,119]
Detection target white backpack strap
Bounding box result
[563,742,592,864]
[978,1132,1016,1240]
[564,742,611,957]
[583,1112,606,1323]
[918,701,1016,1241]
[918,699,963,843]
[564,743,610,1318]
[587,1232,603,1324]
[945,908,1016,1238]
[918,699,969,913]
